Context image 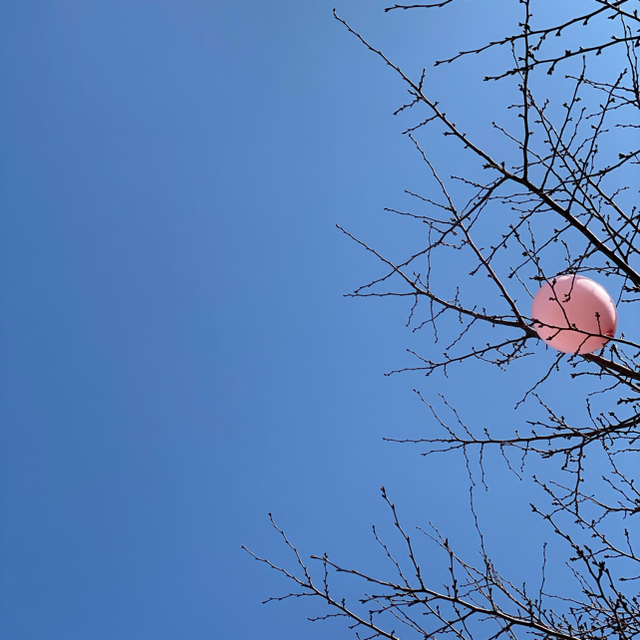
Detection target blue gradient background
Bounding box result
[0,1,617,638]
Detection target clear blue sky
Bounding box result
[0,1,620,638]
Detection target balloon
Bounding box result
[531,275,617,354]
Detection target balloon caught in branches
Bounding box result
[531,275,618,354]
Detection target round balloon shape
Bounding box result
[531,275,617,354]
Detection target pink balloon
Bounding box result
[531,275,617,354]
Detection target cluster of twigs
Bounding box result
[245,2,640,638]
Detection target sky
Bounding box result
[0,1,631,639]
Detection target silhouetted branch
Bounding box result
[248,3,640,637]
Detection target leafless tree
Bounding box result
[244,2,640,638]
